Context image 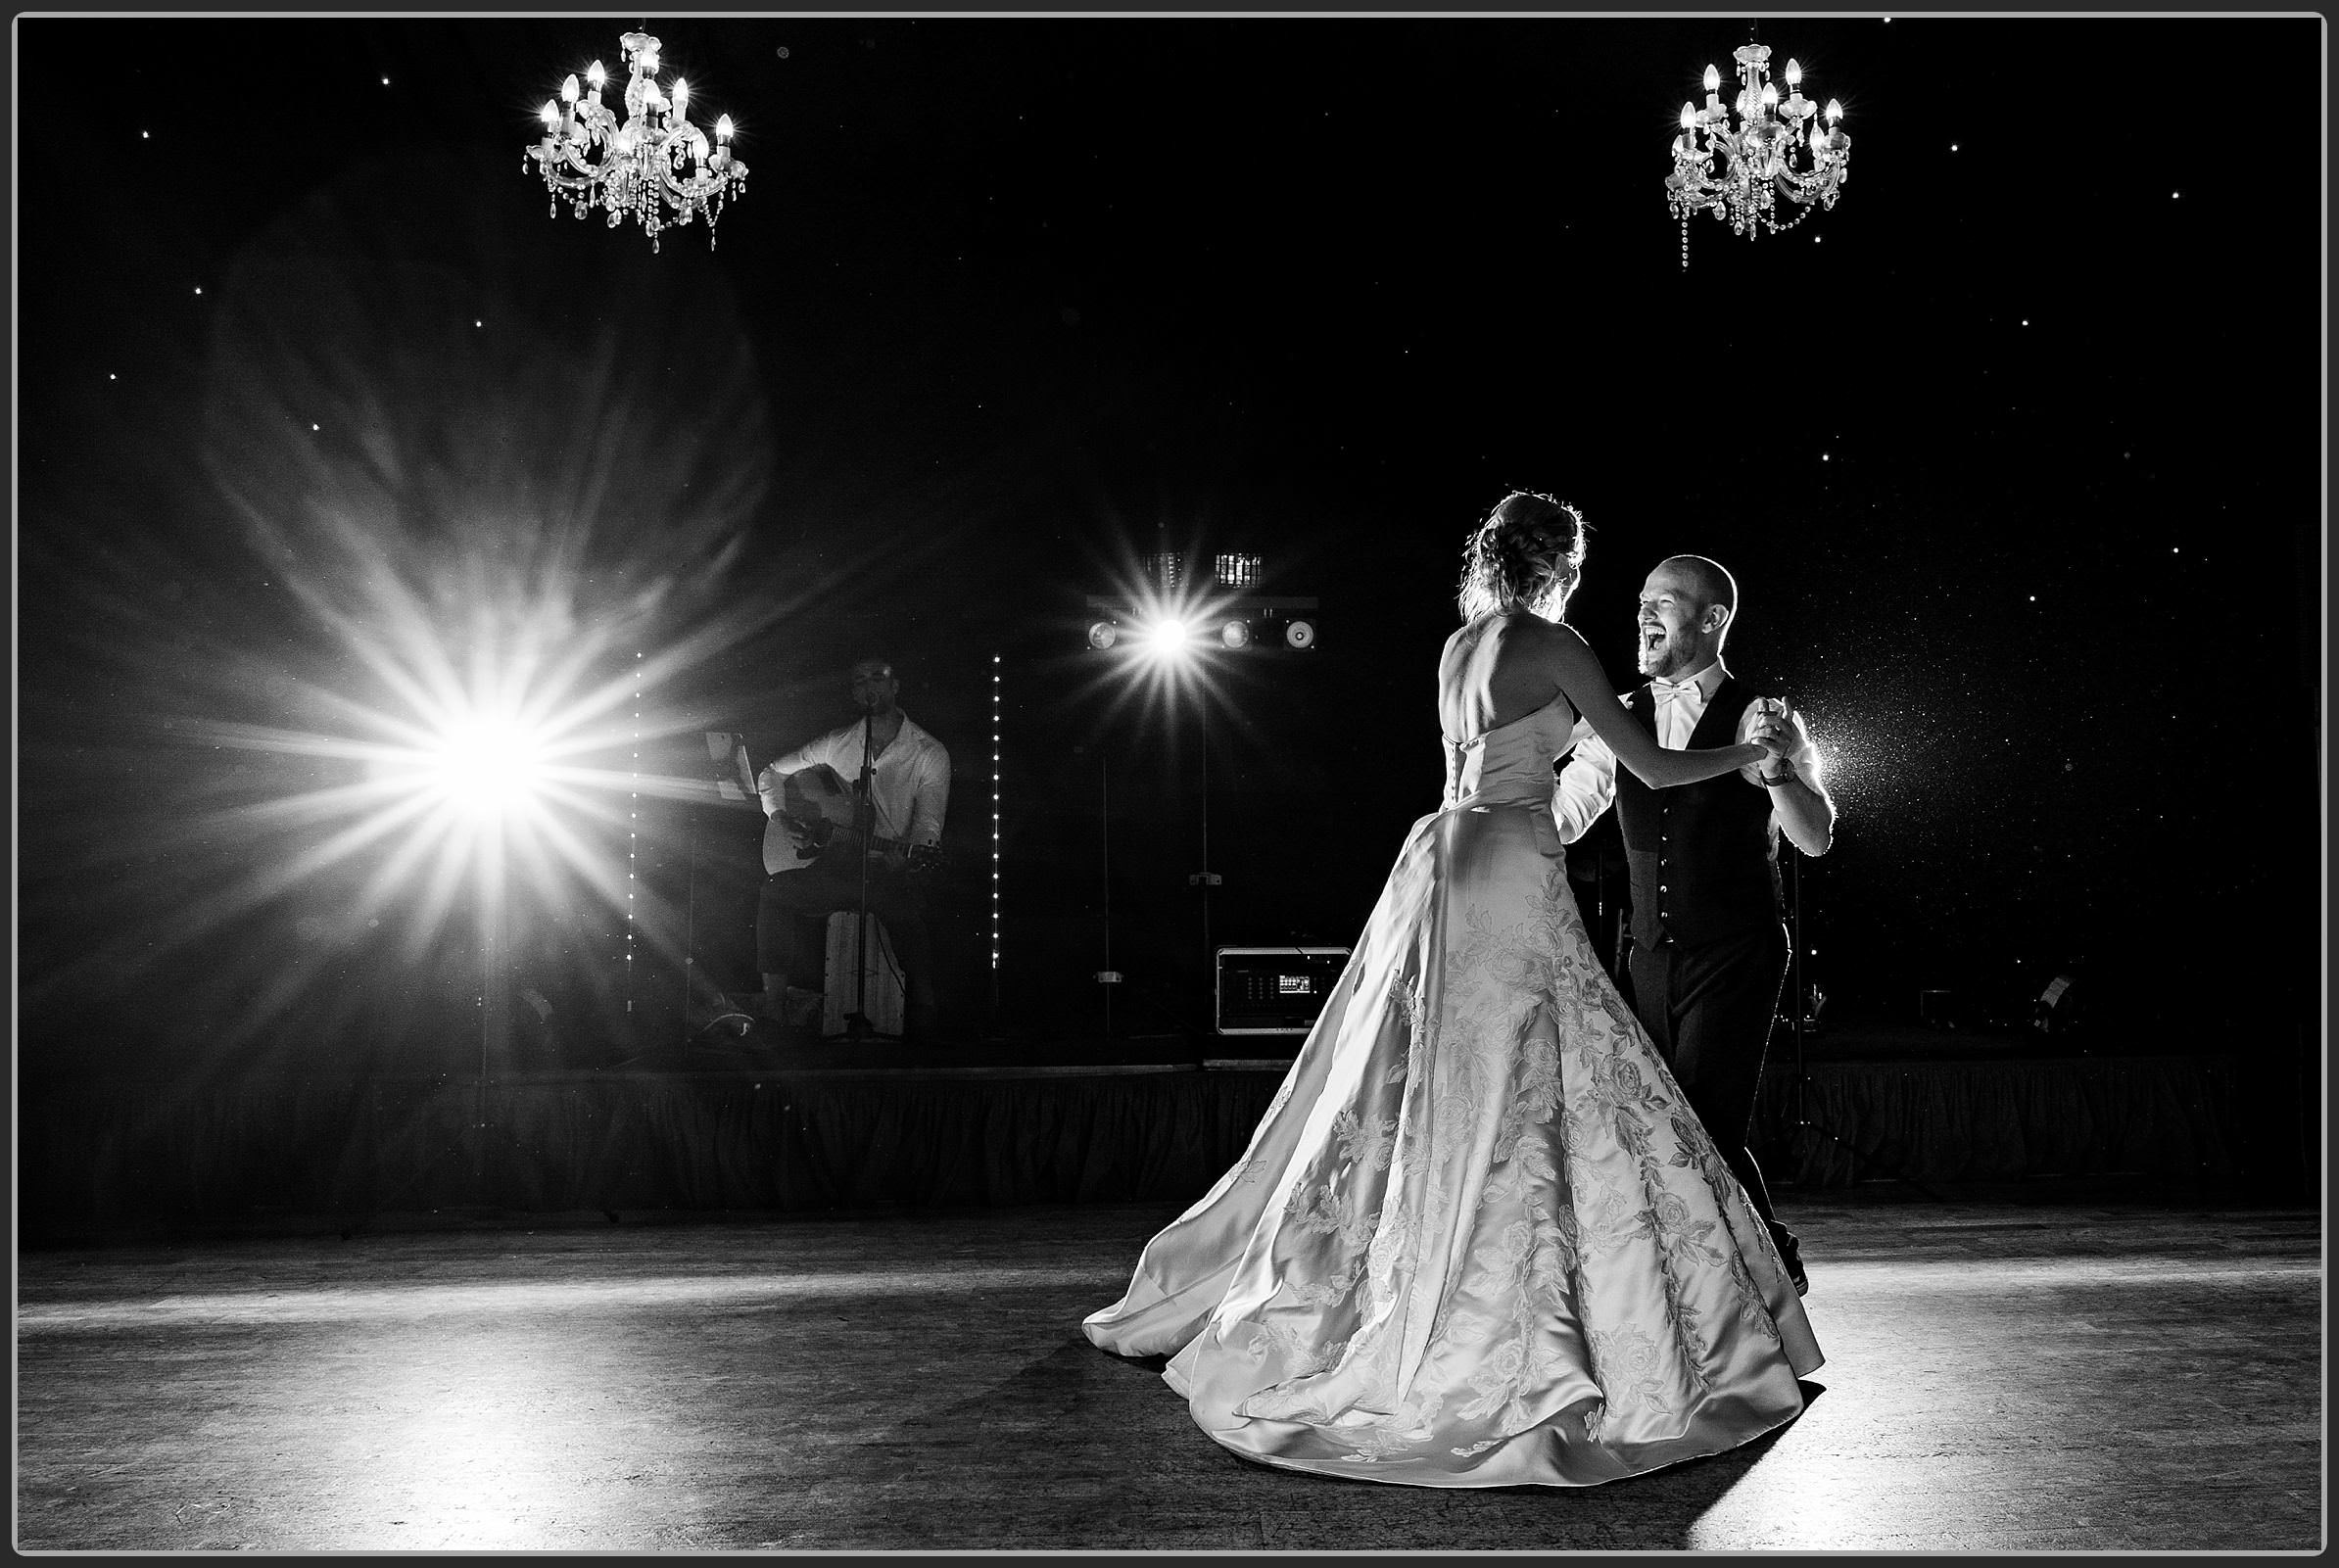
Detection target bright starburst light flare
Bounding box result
[11,157,818,1072]
[1064,529,1303,751]
[157,543,756,1031]
[1073,585,1256,741]
[429,719,549,815]
[1141,615,1193,660]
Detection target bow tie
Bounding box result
[1648,679,1700,704]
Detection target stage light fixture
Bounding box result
[1084,594,1317,656]
[1214,552,1262,589]
[431,719,547,815]
[1145,618,1193,658]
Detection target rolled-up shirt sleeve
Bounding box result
[1734,697,1829,847]
[1551,718,1617,845]
[906,744,950,847]
[756,738,829,819]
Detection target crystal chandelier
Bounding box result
[1666,43,1850,269]
[525,31,746,252]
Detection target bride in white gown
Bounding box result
[1083,492,1823,1488]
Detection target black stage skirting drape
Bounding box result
[19,1054,2271,1240]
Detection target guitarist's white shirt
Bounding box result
[754,713,952,849]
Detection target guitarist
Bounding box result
[751,657,952,1040]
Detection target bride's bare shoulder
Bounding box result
[1502,614,1586,655]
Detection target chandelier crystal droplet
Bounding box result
[1666,44,1850,269]
[524,32,747,253]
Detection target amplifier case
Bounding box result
[1216,946,1353,1034]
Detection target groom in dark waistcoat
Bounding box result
[1553,555,1835,1294]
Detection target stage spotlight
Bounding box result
[1283,618,1317,650]
[1086,620,1122,650]
[1144,617,1192,658]
[1219,618,1254,649]
[1214,552,1262,589]
[431,719,546,815]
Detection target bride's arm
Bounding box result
[1536,623,1777,787]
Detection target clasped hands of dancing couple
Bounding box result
[1085,493,1837,1489]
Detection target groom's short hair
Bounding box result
[1660,554,1738,627]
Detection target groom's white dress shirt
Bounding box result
[1551,660,1819,846]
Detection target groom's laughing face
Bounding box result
[1634,563,1721,679]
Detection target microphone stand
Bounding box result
[844,701,879,1042]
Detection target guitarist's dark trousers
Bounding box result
[756,854,937,1026]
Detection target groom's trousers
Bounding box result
[1627,921,1795,1254]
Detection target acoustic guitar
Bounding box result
[760,762,947,878]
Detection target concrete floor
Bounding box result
[15,1187,2323,1552]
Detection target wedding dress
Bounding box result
[1083,693,1823,1487]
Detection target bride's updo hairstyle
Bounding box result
[1456,491,1589,621]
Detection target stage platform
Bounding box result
[17,1022,2295,1244]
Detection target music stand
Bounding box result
[670,731,763,1049]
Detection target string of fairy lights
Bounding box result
[628,649,641,1010]
[991,653,1002,979]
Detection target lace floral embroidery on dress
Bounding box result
[1586,1323,1671,1411]
[1278,1101,1400,1309]
[1157,800,1814,1482]
[1226,1037,1317,1191]
[1525,864,1738,1404]
[1365,867,1589,1446]
[1227,1317,1349,1385]
[1333,1107,1400,1174]
[1326,1392,1449,1463]
[1669,1111,1786,1340]
[1385,971,1430,1086]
